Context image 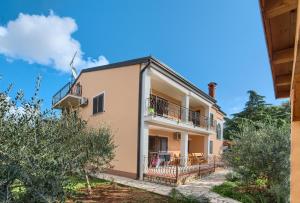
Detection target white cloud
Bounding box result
[0,11,108,72]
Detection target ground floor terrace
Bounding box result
[141,125,223,185]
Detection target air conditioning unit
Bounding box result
[80,97,88,106]
[173,132,181,140]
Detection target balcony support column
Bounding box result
[143,68,151,116]
[203,135,209,160]
[181,94,190,122]
[142,124,149,176]
[139,67,151,180]
[205,106,211,130]
[180,131,189,166]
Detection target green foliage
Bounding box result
[224,125,289,201]
[225,172,241,182]
[64,176,108,195]
[221,90,290,202]
[169,188,209,203]
[212,181,267,203]
[224,90,290,140]
[0,79,116,202]
[223,122,290,202]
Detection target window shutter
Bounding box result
[93,97,98,114]
[217,124,221,139]
[209,141,213,154]
[93,93,104,114]
[210,113,214,127]
[98,94,104,112]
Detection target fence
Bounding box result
[143,155,220,185]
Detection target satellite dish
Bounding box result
[70,51,78,79]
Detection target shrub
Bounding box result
[169,188,209,203]
[222,121,290,202]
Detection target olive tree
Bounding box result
[223,121,290,202]
[0,80,115,202]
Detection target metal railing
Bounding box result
[143,155,219,185]
[52,82,82,105]
[146,95,216,130]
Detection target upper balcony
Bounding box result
[52,82,87,109]
[145,94,217,134]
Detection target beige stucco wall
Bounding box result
[291,121,300,202]
[189,135,205,153]
[209,133,223,156]
[76,64,141,176]
[210,107,224,156]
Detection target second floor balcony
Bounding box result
[145,94,216,133]
[52,82,87,109]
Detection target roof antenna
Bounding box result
[70,51,78,80]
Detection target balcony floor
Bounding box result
[145,114,214,135]
[53,94,82,109]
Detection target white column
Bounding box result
[143,68,151,116]
[181,95,190,122]
[205,106,211,130]
[180,132,188,166]
[180,94,189,166]
[139,67,151,180]
[142,124,149,176]
[203,135,209,160]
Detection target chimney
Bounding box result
[208,82,217,98]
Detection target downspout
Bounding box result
[136,60,151,179]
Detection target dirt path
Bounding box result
[67,183,170,203]
[93,169,239,203]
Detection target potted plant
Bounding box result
[148,107,155,115]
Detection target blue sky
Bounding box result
[0,0,287,116]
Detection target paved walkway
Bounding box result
[93,169,239,203]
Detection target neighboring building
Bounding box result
[260,0,300,202]
[52,56,225,180]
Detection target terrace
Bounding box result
[143,155,222,185]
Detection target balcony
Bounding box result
[52,82,87,109]
[145,94,216,133]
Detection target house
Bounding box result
[52,56,225,182]
[259,0,300,201]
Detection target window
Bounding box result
[160,137,168,152]
[217,123,222,140]
[190,110,200,126]
[209,140,213,154]
[93,93,104,114]
[148,136,168,152]
[210,113,214,127]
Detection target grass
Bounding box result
[212,181,269,203]
[65,176,109,193]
